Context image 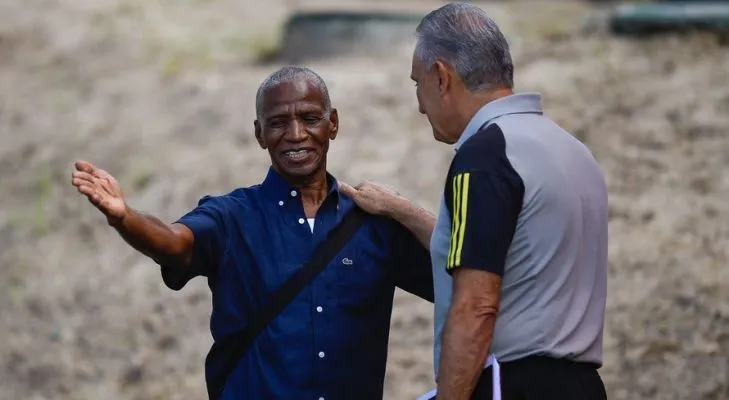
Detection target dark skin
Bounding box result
[410,54,512,400]
[254,78,339,218]
[70,77,338,271]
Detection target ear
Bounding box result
[254,120,266,149]
[328,108,339,140]
[433,60,452,96]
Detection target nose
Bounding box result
[285,120,307,142]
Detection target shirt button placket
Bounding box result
[314,301,325,399]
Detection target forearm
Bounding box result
[387,196,436,248]
[110,206,191,266]
[436,293,497,399]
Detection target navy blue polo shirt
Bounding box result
[161,167,433,400]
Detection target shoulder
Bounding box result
[450,123,513,176]
[195,187,256,208]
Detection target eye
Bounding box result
[302,114,323,124]
[267,118,286,128]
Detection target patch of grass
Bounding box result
[5,261,28,305]
[131,169,154,192]
[32,170,52,237]
[160,53,184,77]
[249,35,281,64]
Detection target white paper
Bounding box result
[415,355,500,400]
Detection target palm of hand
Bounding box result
[71,161,127,220]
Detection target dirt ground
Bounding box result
[1,0,728,399]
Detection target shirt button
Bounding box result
[319,397,325,400]
[290,190,297,197]
[318,351,325,358]
[298,218,305,224]
[316,306,323,313]
[278,200,284,206]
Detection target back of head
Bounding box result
[415,3,514,92]
[255,66,332,121]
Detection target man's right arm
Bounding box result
[110,206,195,268]
[71,160,219,281]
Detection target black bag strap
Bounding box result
[207,206,368,399]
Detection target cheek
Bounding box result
[264,130,285,149]
[416,88,425,114]
[310,126,331,149]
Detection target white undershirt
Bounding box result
[307,218,315,233]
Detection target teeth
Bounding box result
[284,150,309,160]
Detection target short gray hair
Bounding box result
[415,3,514,92]
[255,66,332,121]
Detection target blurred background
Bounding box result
[1,0,728,399]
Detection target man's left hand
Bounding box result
[339,181,401,217]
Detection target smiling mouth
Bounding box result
[283,149,313,162]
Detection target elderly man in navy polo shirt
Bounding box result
[70,66,435,399]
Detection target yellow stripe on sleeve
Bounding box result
[454,172,470,267]
[447,174,460,268]
[447,173,470,270]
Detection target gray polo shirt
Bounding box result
[429,93,608,377]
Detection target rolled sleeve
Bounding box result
[161,195,228,290]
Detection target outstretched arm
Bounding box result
[110,208,195,267]
[71,160,194,268]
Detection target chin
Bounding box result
[277,158,323,179]
[432,129,450,144]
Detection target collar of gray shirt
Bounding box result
[454,92,544,151]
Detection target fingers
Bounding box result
[338,182,357,197]
[76,183,97,199]
[75,160,96,174]
[71,171,96,186]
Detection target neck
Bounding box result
[282,166,329,210]
[298,176,328,206]
[454,87,513,139]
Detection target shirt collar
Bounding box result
[454,92,544,151]
[260,166,340,205]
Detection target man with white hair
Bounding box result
[344,3,609,399]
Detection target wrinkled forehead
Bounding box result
[260,79,326,118]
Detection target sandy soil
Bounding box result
[1,0,728,399]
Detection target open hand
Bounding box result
[339,180,401,217]
[71,160,128,223]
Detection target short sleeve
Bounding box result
[444,124,525,276]
[161,195,228,290]
[390,222,434,302]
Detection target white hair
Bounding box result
[255,66,331,121]
[414,3,514,92]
